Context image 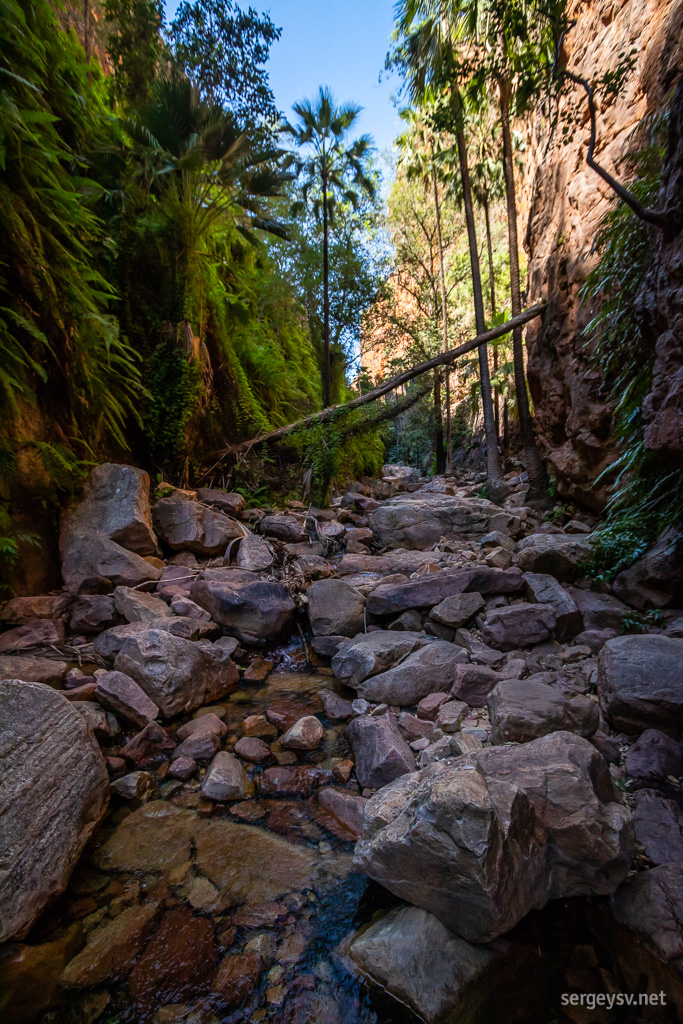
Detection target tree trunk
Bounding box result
[499,77,547,498]
[454,93,505,498]
[434,371,445,473]
[483,196,499,440]
[83,0,91,63]
[322,171,331,408]
[432,158,452,474]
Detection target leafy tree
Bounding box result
[105,0,165,106]
[282,87,375,407]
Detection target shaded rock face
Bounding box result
[612,528,683,610]
[307,579,366,637]
[0,681,109,942]
[345,713,416,789]
[356,642,467,706]
[513,535,592,580]
[369,494,518,550]
[152,495,243,555]
[190,568,295,644]
[488,678,599,743]
[610,861,683,965]
[355,731,633,943]
[597,634,683,732]
[522,0,683,507]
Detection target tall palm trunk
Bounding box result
[453,94,505,498]
[432,159,452,474]
[434,370,445,473]
[322,170,331,408]
[499,78,547,498]
[482,195,500,440]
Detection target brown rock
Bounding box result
[61,902,159,988]
[243,656,273,682]
[211,951,263,1008]
[234,736,271,763]
[0,655,68,687]
[416,692,453,720]
[122,721,174,766]
[196,488,246,516]
[95,670,159,727]
[0,594,71,625]
[242,713,278,739]
[317,787,367,839]
[176,712,227,740]
[280,715,324,750]
[258,766,327,797]
[0,618,64,654]
[190,568,295,644]
[128,906,218,1010]
[201,751,252,801]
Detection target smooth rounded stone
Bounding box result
[367,567,524,618]
[317,787,367,839]
[0,618,65,654]
[307,579,366,638]
[451,664,505,707]
[111,770,154,799]
[122,721,174,765]
[196,488,246,517]
[243,656,273,682]
[355,731,633,944]
[430,592,485,628]
[258,766,327,797]
[610,862,683,964]
[331,630,427,689]
[512,533,593,581]
[488,678,599,744]
[113,627,239,717]
[357,642,468,706]
[398,712,435,741]
[242,714,278,739]
[345,713,416,789]
[417,692,453,720]
[0,680,109,942]
[168,756,197,780]
[170,594,211,620]
[411,737,430,752]
[177,712,227,741]
[632,789,683,865]
[212,951,263,1008]
[259,514,306,543]
[172,731,221,762]
[436,700,469,733]
[351,698,372,716]
[310,635,347,658]
[369,495,518,550]
[95,670,159,727]
[318,690,354,719]
[201,751,252,801]
[94,617,202,659]
[128,906,219,1011]
[113,585,171,623]
[480,602,557,651]
[60,901,159,988]
[234,736,271,763]
[190,568,295,644]
[236,533,274,571]
[348,905,505,1024]
[69,593,118,633]
[523,573,582,640]
[280,715,324,750]
[624,728,683,787]
[598,635,683,733]
[152,495,243,555]
[612,527,683,611]
[0,654,68,687]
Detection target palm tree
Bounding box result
[282,87,375,407]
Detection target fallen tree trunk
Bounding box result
[337,378,434,439]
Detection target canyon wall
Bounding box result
[522,0,683,508]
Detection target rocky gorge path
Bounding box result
[1,463,682,1024]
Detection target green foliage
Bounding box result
[147,343,204,466]
[289,410,384,503]
[105,0,165,107]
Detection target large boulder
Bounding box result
[567,587,630,632]
[152,495,243,555]
[0,681,109,941]
[236,534,274,572]
[61,463,156,556]
[190,568,295,644]
[610,862,683,966]
[369,495,518,550]
[354,731,633,943]
[612,528,683,610]
[356,642,467,705]
[113,628,239,717]
[480,603,557,651]
[307,579,366,637]
[0,655,67,687]
[113,586,172,623]
[60,534,162,594]
[331,631,427,688]
[513,533,593,580]
[367,567,523,617]
[195,488,246,517]
[597,635,683,733]
[487,677,599,743]
[345,713,416,788]
[260,515,305,543]
[93,617,203,660]
[524,573,582,639]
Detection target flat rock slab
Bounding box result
[0,680,109,942]
[367,567,523,617]
[369,495,518,550]
[0,655,68,687]
[597,634,683,733]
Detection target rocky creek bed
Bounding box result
[1,463,682,1024]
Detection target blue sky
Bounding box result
[164,0,401,158]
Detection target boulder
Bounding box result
[113,586,172,623]
[356,642,467,706]
[128,906,218,1011]
[345,713,416,788]
[624,728,683,787]
[0,594,71,625]
[367,567,524,617]
[94,616,202,660]
[512,533,592,580]
[152,496,243,555]
[113,628,239,717]
[610,862,683,965]
[369,495,518,550]
[195,488,246,517]
[201,751,252,801]
[430,592,485,628]
[317,787,367,839]
[0,618,64,654]
[0,655,67,687]
[354,731,633,943]
[436,700,470,733]
[416,692,453,720]
[60,533,162,594]
[0,681,109,941]
[169,594,211,620]
[597,635,683,733]
[480,603,557,651]
[61,463,156,556]
[69,594,119,633]
[331,630,426,688]
[176,713,227,740]
[236,533,274,571]
[488,678,599,744]
[280,715,324,750]
[612,528,683,611]
[451,664,504,707]
[524,574,582,639]
[233,736,271,763]
[567,588,630,633]
[260,515,305,543]
[307,579,366,637]
[190,568,295,644]
[632,789,683,866]
[318,690,354,719]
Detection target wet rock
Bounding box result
[317,787,367,839]
[307,579,366,637]
[0,923,84,1023]
[348,905,501,1024]
[243,656,273,682]
[0,618,64,654]
[234,736,271,762]
[168,756,197,780]
[0,680,109,942]
[430,592,485,628]
[113,585,171,623]
[367,567,523,617]
[523,574,582,640]
[345,713,415,789]
[356,642,467,706]
[212,951,263,1009]
[369,495,518,550]
[70,593,119,633]
[95,670,159,727]
[612,528,683,611]
[451,664,504,707]
[111,770,154,799]
[177,713,227,740]
[480,603,557,651]
[632,789,683,865]
[281,715,324,750]
[624,728,683,787]
[94,801,194,874]
[190,568,295,644]
[173,730,221,762]
[236,533,274,572]
[610,862,683,965]
[318,690,354,719]
[196,488,246,517]
[417,691,453,720]
[260,514,305,543]
[122,721,174,765]
[0,654,68,687]
[128,906,218,1010]
[114,627,239,717]
[597,635,683,733]
[62,463,156,557]
[355,731,633,943]
[201,751,252,801]
[512,533,592,580]
[152,495,243,555]
[488,678,599,743]
[331,630,427,688]
[242,713,278,739]
[258,766,328,797]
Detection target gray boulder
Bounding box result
[307,579,366,637]
[113,585,172,623]
[94,670,159,727]
[612,528,683,611]
[624,728,683,787]
[152,495,243,555]
[331,630,426,688]
[0,681,109,941]
[632,789,683,866]
[524,573,582,639]
[430,592,485,628]
[60,534,162,594]
[610,861,683,965]
[61,463,156,556]
[345,713,416,788]
[369,495,518,550]
[93,617,203,660]
[597,634,683,733]
[190,568,295,644]
[513,533,593,580]
[201,751,252,801]
[480,602,557,651]
[70,594,119,633]
[195,488,246,517]
[367,567,523,617]
[567,588,630,632]
[487,677,599,744]
[357,642,468,706]
[236,533,274,571]
[354,731,633,942]
[260,515,305,543]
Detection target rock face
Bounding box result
[356,642,467,705]
[190,568,295,644]
[488,678,599,743]
[369,494,518,550]
[345,713,416,789]
[597,634,683,732]
[513,535,592,580]
[307,579,366,637]
[60,534,162,594]
[355,731,633,943]
[367,567,523,617]
[524,574,582,639]
[0,681,109,942]
[610,861,683,966]
[612,528,683,610]
[152,495,243,555]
